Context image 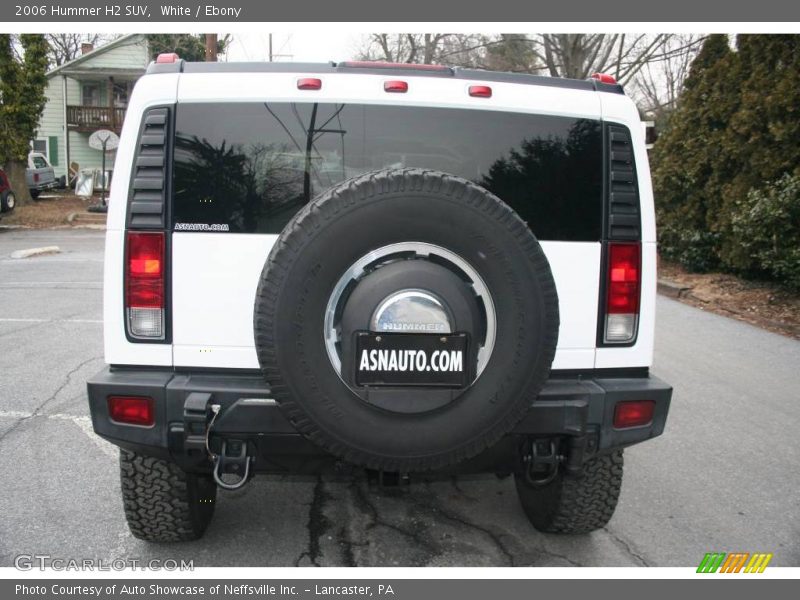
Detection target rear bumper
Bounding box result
[29,180,58,191]
[87,367,672,474]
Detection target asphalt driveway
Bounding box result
[1,228,798,567]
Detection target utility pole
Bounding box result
[267,34,292,62]
[205,34,217,62]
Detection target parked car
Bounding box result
[88,56,672,542]
[26,152,58,199]
[0,168,16,213]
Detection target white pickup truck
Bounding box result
[25,152,58,198]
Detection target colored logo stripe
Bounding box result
[744,553,773,573]
[697,552,773,573]
[697,553,726,573]
[719,553,749,573]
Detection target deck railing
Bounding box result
[66,105,127,131]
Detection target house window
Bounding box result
[31,137,59,166]
[32,139,48,154]
[112,81,130,108]
[82,84,100,107]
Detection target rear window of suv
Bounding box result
[172,102,602,241]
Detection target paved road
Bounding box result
[1,228,798,568]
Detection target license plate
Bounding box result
[355,333,469,388]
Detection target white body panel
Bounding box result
[171,233,277,368]
[169,236,601,371]
[104,68,655,372]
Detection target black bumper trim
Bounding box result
[88,368,672,473]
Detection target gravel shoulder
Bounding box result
[0,192,105,229]
[659,260,800,340]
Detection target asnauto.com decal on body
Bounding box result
[697,552,773,573]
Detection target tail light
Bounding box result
[613,400,655,429]
[591,73,617,84]
[125,231,165,339]
[34,173,40,183]
[604,242,640,343]
[108,396,155,427]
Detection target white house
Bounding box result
[34,34,150,180]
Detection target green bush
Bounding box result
[652,35,800,287]
[651,35,738,272]
[729,174,800,289]
[658,225,721,272]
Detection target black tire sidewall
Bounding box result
[255,170,559,470]
[514,470,565,530]
[1,191,14,212]
[186,472,217,533]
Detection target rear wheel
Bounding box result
[1,190,15,213]
[119,450,216,542]
[514,450,624,534]
[30,189,40,200]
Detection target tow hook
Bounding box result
[522,439,564,487]
[206,405,253,491]
[212,439,253,491]
[522,435,589,486]
[180,393,254,491]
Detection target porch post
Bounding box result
[62,74,70,183]
[108,76,116,130]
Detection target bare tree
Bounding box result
[356,33,705,117]
[357,34,431,63]
[357,33,701,79]
[356,33,490,66]
[528,34,689,85]
[45,34,119,67]
[480,34,540,73]
[628,34,706,117]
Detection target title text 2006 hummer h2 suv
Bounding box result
[87,56,672,542]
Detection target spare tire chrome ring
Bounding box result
[324,241,496,381]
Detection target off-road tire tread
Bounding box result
[515,450,624,534]
[119,450,216,542]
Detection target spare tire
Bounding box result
[254,169,559,472]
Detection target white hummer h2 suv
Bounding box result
[87,55,672,542]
